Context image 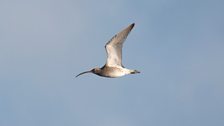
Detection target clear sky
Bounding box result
[0,0,224,126]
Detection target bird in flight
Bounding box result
[76,23,140,78]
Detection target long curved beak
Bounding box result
[76,70,92,77]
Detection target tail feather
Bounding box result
[130,70,140,74]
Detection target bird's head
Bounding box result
[91,67,101,74]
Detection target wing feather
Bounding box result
[105,23,135,67]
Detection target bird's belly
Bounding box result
[107,71,126,78]
[102,67,128,78]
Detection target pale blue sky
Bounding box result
[0,0,224,126]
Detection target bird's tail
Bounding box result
[130,70,140,74]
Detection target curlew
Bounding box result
[76,23,140,78]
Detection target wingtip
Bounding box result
[131,23,135,28]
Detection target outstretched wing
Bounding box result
[105,23,135,67]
